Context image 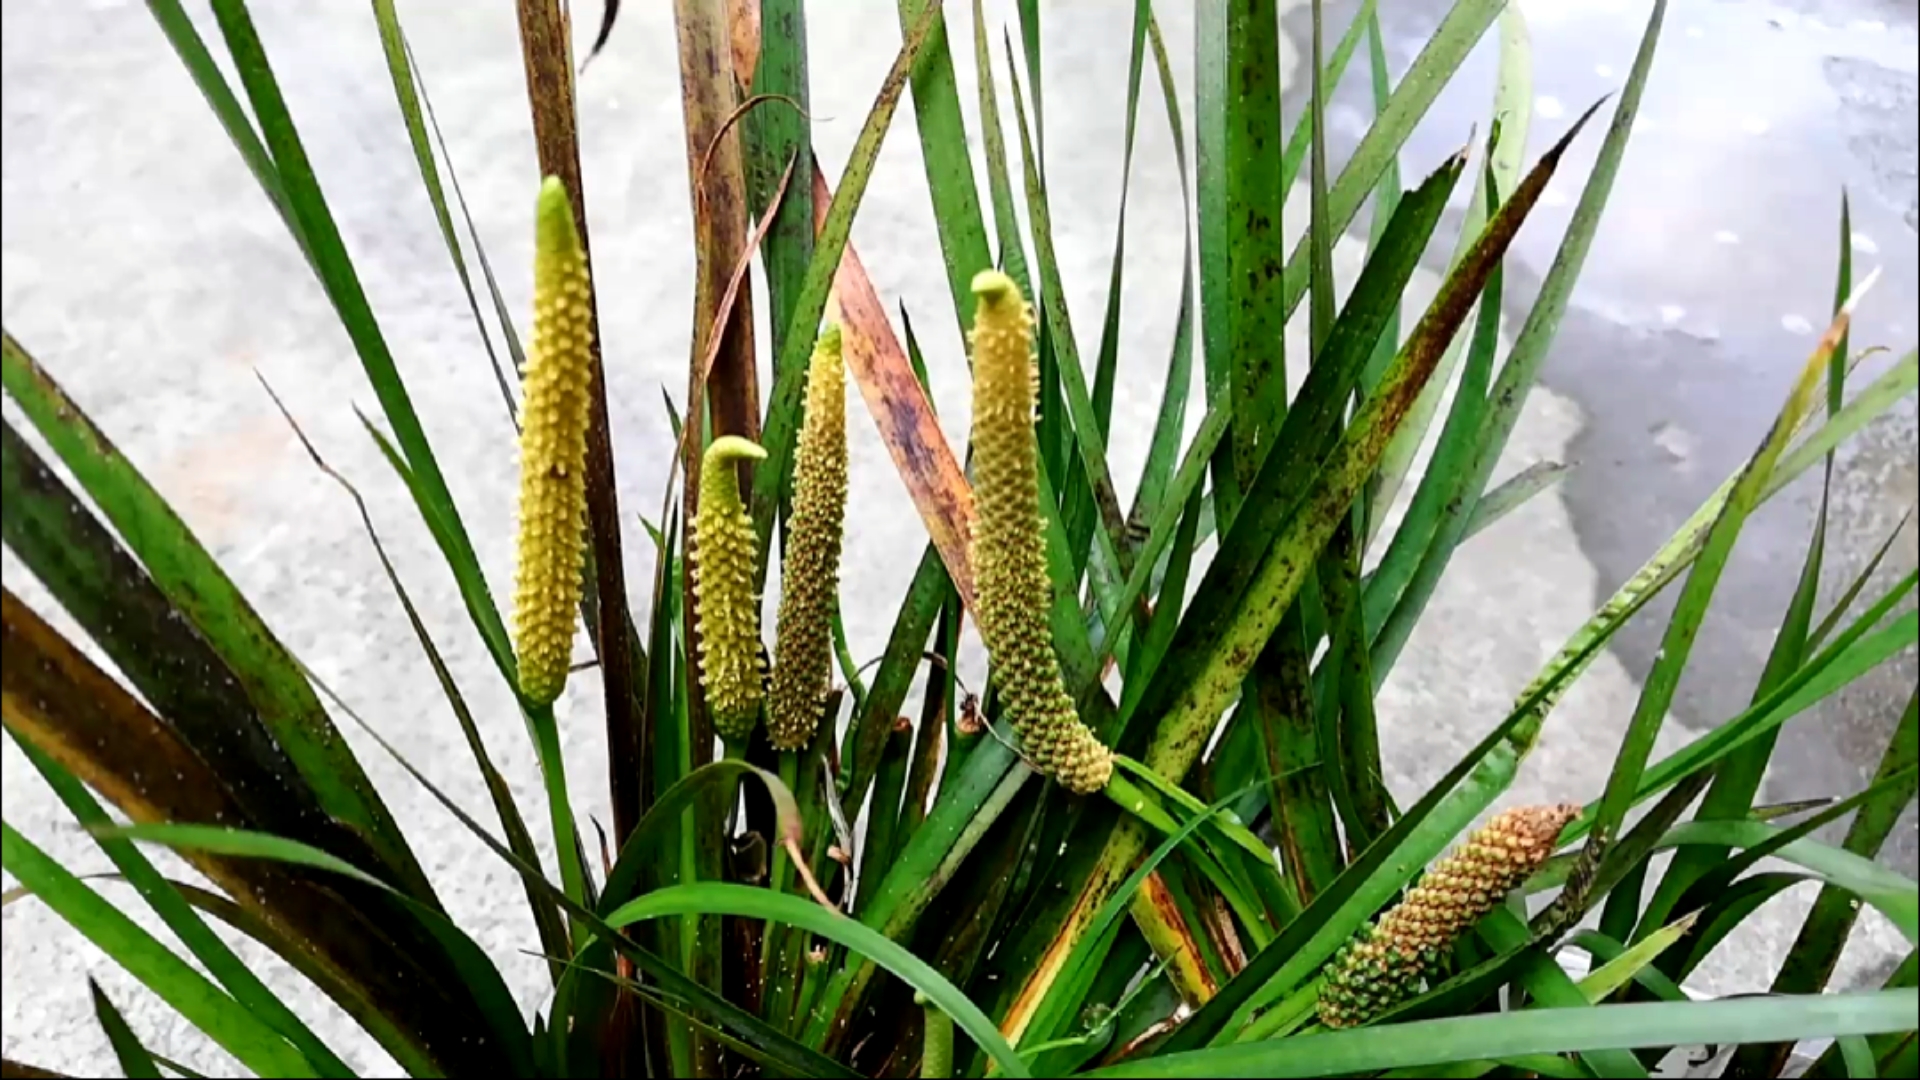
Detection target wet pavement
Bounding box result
[1311,0,1919,878]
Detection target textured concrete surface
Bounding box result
[2,0,1914,1074]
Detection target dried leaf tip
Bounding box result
[967,269,1112,794]
[1318,803,1580,1028]
[770,323,849,751]
[695,435,767,741]
[511,175,594,706]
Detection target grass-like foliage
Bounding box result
[2,0,1916,1077]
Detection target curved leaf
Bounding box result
[1082,991,1918,1078]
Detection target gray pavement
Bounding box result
[3,1,1914,1075]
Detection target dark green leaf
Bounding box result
[89,979,162,1080]
[0,335,426,901]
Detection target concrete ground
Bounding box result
[2,0,1913,1074]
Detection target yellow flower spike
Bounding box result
[695,435,768,741]
[967,270,1112,794]
[769,323,849,751]
[511,176,595,706]
[1318,803,1581,1028]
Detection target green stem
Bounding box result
[527,701,586,941]
[917,992,954,1079]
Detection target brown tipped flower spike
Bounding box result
[1318,803,1581,1028]
[695,435,768,741]
[968,269,1112,794]
[769,323,849,750]
[511,176,595,706]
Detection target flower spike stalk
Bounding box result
[770,323,849,750]
[511,176,594,706]
[967,269,1112,794]
[695,435,768,741]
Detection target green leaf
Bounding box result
[597,760,805,917]
[1353,3,1403,404]
[1065,0,1154,606]
[1640,408,1865,933]
[802,737,1027,1051]
[1474,908,1647,1078]
[1577,912,1699,1002]
[129,875,438,1079]
[90,979,162,1080]
[1004,31,1134,595]
[1106,142,1466,712]
[750,0,946,570]
[1161,564,1629,1053]
[856,718,918,916]
[1459,460,1569,542]
[1365,166,1507,682]
[1759,692,1919,1046]
[1811,506,1915,651]
[201,0,507,703]
[1124,6,1195,538]
[142,0,298,251]
[1445,0,1680,744]
[1279,0,1380,203]
[1504,351,1914,774]
[1570,260,1868,927]
[1274,0,1509,331]
[970,0,1031,295]
[0,593,470,1076]
[842,544,951,806]
[1625,605,1916,816]
[1192,0,1239,520]
[261,389,569,981]
[1219,0,1288,508]
[604,883,1028,1078]
[744,0,815,385]
[1368,0,1532,531]
[1841,1034,1880,1079]
[368,0,518,426]
[354,415,590,920]
[0,419,332,856]
[1083,991,1919,1078]
[1567,931,1689,1003]
[1556,819,1916,943]
[1665,762,1918,937]
[1,824,316,1079]
[1135,107,1591,782]
[1102,768,1280,952]
[895,0,992,330]
[1247,615,1343,901]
